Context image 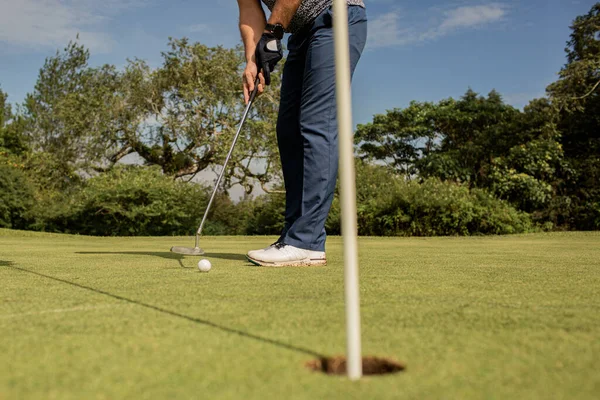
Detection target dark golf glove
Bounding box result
[255,33,283,86]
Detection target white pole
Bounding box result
[332,0,362,381]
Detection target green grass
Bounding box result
[1,229,599,399]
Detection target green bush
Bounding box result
[569,197,600,231]
[0,163,35,229]
[325,196,341,235]
[31,165,215,236]
[357,171,532,236]
[257,162,532,237]
[245,193,285,235]
[20,162,534,237]
[204,194,253,236]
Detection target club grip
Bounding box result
[249,77,260,103]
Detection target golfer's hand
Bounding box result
[255,33,283,86]
[242,61,265,104]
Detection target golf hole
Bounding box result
[306,356,405,376]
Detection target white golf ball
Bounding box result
[198,259,212,272]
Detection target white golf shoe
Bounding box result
[246,243,326,267]
[246,241,280,259]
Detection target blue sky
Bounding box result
[0,0,596,126]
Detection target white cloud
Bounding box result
[367,12,409,48]
[439,4,507,31]
[367,4,508,49]
[0,0,149,53]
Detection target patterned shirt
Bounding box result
[261,0,365,33]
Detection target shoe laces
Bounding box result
[274,242,287,250]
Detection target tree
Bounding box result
[419,90,526,187]
[355,90,567,224]
[0,87,28,156]
[0,164,34,229]
[355,101,437,177]
[547,3,600,229]
[548,3,600,114]
[489,99,568,215]
[121,38,282,193]
[357,90,527,185]
[24,42,128,187]
[0,87,9,129]
[23,39,282,194]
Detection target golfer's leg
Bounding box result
[283,6,367,252]
[314,6,368,246]
[276,35,307,239]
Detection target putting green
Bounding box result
[1,229,599,399]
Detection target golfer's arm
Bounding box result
[267,0,302,28]
[237,0,267,62]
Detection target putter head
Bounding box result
[170,246,205,256]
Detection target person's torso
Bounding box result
[261,0,365,34]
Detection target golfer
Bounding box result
[237,0,367,266]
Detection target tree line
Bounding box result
[1,3,599,236]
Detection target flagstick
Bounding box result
[332,0,362,381]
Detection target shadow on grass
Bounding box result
[76,251,247,263]
[204,253,247,261]
[1,263,324,359]
[76,251,189,268]
[77,251,182,260]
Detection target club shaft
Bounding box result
[333,0,362,381]
[195,81,259,247]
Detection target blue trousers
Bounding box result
[277,6,367,251]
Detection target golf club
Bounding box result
[171,78,260,256]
